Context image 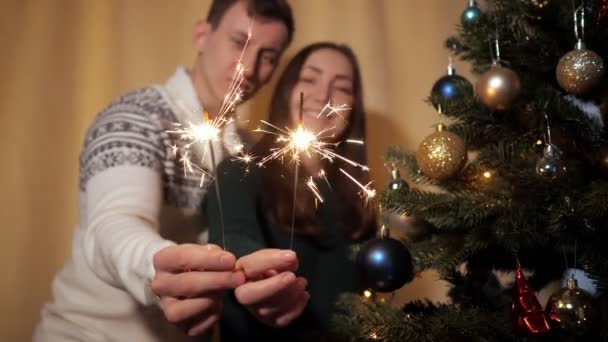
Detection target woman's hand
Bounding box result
[235,249,310,327]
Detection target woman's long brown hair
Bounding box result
[251,42,376,240]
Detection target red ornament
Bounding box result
[600,0,608,24]
[512,259,551,335]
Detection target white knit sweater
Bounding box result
[34,67,241,341]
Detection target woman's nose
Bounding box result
[310,82,331,105]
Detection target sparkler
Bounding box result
[339,168,376,204]
[255,104,370,173]
[167,27,253,250]
[254,92,376,249]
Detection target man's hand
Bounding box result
[151,244,245,336]
[235,249,310,328]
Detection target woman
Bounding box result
[206,42,376,340]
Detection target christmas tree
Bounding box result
[332,1,608,341]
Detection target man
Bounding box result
[35,1,308,341]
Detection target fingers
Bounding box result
[187,313,220,337]
[274,291,310,327]
[159,295,220,324]
[151,270,245,298]
[158,295,222,336]
[235,271,298,306]
[236,249,298,279]
[153,244,236,273]
[251,277,308,319]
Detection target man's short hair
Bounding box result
[206,0,294,45]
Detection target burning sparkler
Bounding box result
[255,107,370,173]
[167,26,253,250]
[254,92,376,249]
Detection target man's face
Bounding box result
[195,1,289,107]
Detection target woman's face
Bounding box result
[289,48,354,140]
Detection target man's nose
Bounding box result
[241,49,259,81]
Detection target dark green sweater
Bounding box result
[205,158,364,341]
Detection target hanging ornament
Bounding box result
[461,0,482,27]
[431,56,473,106]
[476,39,521,111]
[546,275,598,335]
[536,144,567,179]
[512,259,551,335]
[416,123,467,181]
[536,112,567,179]
[476,64,522,111]
[556,5,605,96]
[557,45,605,96]
[386,165,409,191]
[383,164,431,242]
[357,225,414,293]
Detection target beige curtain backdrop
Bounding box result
[0,1,475,340]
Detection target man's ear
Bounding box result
[193,20,212,53]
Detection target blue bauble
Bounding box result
[357,236,414,292]
[431,74,472,103]
[461,1,481,27]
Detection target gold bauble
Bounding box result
[475,63,522,111]
[545,276,598,335]
[556,43,605,96]
[416,124,467,180]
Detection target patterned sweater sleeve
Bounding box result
[78,89,174,305]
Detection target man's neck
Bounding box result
[189,63,220,118]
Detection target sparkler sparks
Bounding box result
[233,143,257,172]
[167,26,253,250]
[254,118,370,173]
[167,27,252,186]
[254,93,375,209]
[306,176,324,203]
[315,102,350,119]
[253,93,377,249]
[340,168,376,203]
[169,111,228,185]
